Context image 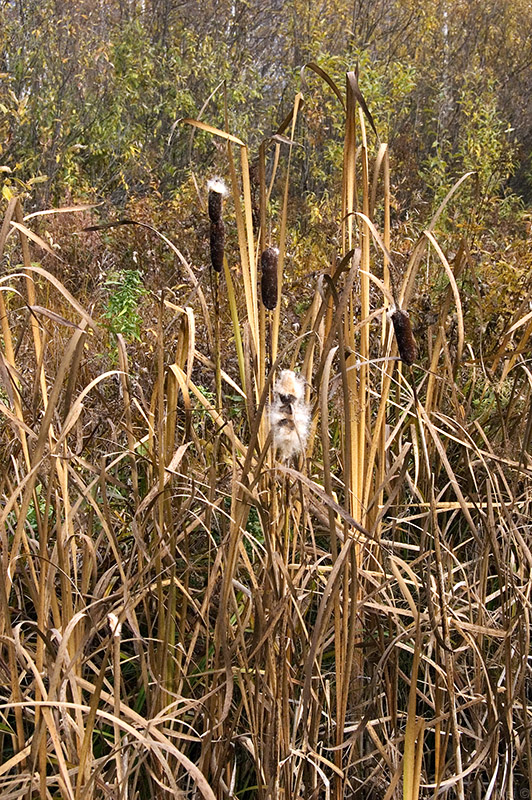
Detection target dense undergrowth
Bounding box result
[1,62,532,800]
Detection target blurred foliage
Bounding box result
[2,0,531,205]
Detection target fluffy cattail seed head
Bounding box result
[389,308,417,366]
[260,247,279,310]
[269,370,309,461]
[210,220,225,272]
[274,369,305,403]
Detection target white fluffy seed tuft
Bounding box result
[207,177,229,196]
[269,370,310,461]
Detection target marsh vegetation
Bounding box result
[2,3,532,798]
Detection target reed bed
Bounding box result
[0,68,531,800]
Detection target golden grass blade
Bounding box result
[135,442,191,516]
[0,196,17,254]
[181,117,246,146]
[173,365,247,456]
[42,706,76,800]
[356,108,371,527]
[10,220,65,261]
[399,172,474,307]
[403,625,422,800]
[356,212,396,300]
[0,746,31,777]
[271,92,303,365]
[0,399,36,439]
[389,558,419,624]
[55,370,122,448]
[370,142,389,218]
[14,199,50,414]
[301,62,345,108]
[28,304,82,328]
[347,70,379,140]
[116,334,140,504]
[23,203,101,221]
[20,264,98,330]
[226,142,259,359]
[424,230,464,366]
[240,146,259,345]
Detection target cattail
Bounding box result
[210,220,225,272]
[389,308,417,366]
[260,247,279,310]
[207,178,227,223]
[249,159,260,234]
[269,370,310,461]
[207,179,228,272]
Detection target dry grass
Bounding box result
[1,68,532,800]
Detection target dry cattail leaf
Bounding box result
[260,247,279,310]
[390,308,417,366]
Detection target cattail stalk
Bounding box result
[207,179,228,409]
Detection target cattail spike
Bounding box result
[390,308,417,366]
[207,178,228,224]
[260,247,279,310]
[208,191,223,224]
[210,220,225,272]
[207,178,228,271]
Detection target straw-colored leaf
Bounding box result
[181,117,245,146]
[10,220,66,261]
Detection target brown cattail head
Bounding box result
[210,220,225,272]
[390,308,417,366]
[260,247,279,310]
[207,178,228,224]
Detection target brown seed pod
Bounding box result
[260,247,279,310]
[390,309,417,366]
[208,190,222,224]
[207,178,227,224]
[210,220,225,272]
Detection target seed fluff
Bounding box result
[269,370,310,461]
